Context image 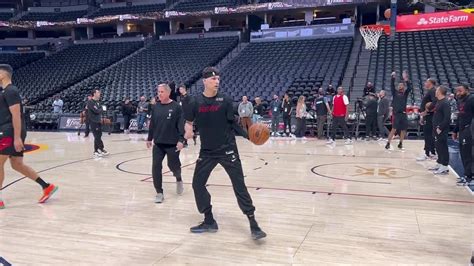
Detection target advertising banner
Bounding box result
[396,9,474,32]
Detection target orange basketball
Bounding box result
[248,123,270,146]
[384,9,391,19]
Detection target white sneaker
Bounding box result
[100,150,109,156]
[344,139,353,145]
[176,181,184,195]
[326,139,335,144]
[155,193,164,203]
[416,154,428,161]
[434,165,449,175]
[93,152,102,158]
[428,164,441,171]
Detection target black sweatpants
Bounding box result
[365,115,377,138]
[152,143,182,194]
[331,116,350,140]
[123,115,131,132]
[90,121,104,152]
[84,118,90,136]
[459,126,472,179]
[283,115,291,136]
[295,118,306,138]
[423,115,436,156]
[192,151,255,217]
[434,129,449,166]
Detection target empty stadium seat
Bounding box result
[0,52,45,69]
[89,3,165,18]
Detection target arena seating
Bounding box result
[0,12,13,21]
[14,41,143,105]
[367,27,474,106]
[0,52,45,69]
[54,36,238,113]
[20,10,87,21]
[173,0,242,12]
[220,37,353,106]
[89,3,165,18]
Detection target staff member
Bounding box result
[269,94,281,137]
[430,86,451,175]
[377,90,390,140]
[121,97,135,134]
[328,87,352,145]
[313,88,331,139]
[238,96,253,133]
[147,84,185,203]
[453,84,474,186]
[281,93,292,137]
[87,89,109,158]
[183,67,266,240]
[417,78,437,161]
[365,93,378,140]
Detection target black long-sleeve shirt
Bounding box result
[87,99,102,123]
[391,76,412,113]
[420,87,437,116]
[454,94,474,133]
[147,101,185,145]
[365,97,378,116]
[121,103,135,116]
[433,98,451,131]
[363,86,376,96]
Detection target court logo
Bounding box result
[351,166,399,178]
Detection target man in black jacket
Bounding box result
[417,78,437,161]
[377,90,390,140]
[87,89,108,158]
[147,84,185,203]
[453,84,474,186]
[429,86,451,175]
[363,82,376,97]
[364,93,378,140]
[385,71,412,150]
[121,97,135,134]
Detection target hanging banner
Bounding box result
[396,9,474,32]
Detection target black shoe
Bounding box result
[190,221,218,233]
[251,226,267,240]
[456,177,467,186]
[385,143,390,150]
[398,142,403,149]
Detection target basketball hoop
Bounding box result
[360,25,390,50]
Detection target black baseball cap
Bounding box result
[202,67,220,79]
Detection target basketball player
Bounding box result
[183,67,266,240]
[417,78,437,161]
[429,86,451,175]
[385,71,412,150]
[453,84,474,185]
[327,87,352,145]
[87,89,109,158]
[0,64,58,209]
[146,84,185,203]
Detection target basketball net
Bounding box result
[360,25,390,50]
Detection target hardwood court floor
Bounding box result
[0,132,472,265]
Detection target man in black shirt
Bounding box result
[282,93,293,137]
[364,93,378,140]
[87,89,109,158]
[0,64,58,209]
[147,84,185,203]
[313,88,331,139]
[417,78,437,161]
[184,67,266,240]
[385,71,412,150]
[377,90,390,140]
[453,84,474,186]
[121,97,135,134]
[430,86,451,175]
[363,82,376,97]
[80,94,92,137]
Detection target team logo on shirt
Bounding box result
[167,109,173,120]
[216,97,224,102]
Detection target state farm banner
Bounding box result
[396,10,474,32]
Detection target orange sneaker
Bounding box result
[0,200,5,209]
[38,184,58,204]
